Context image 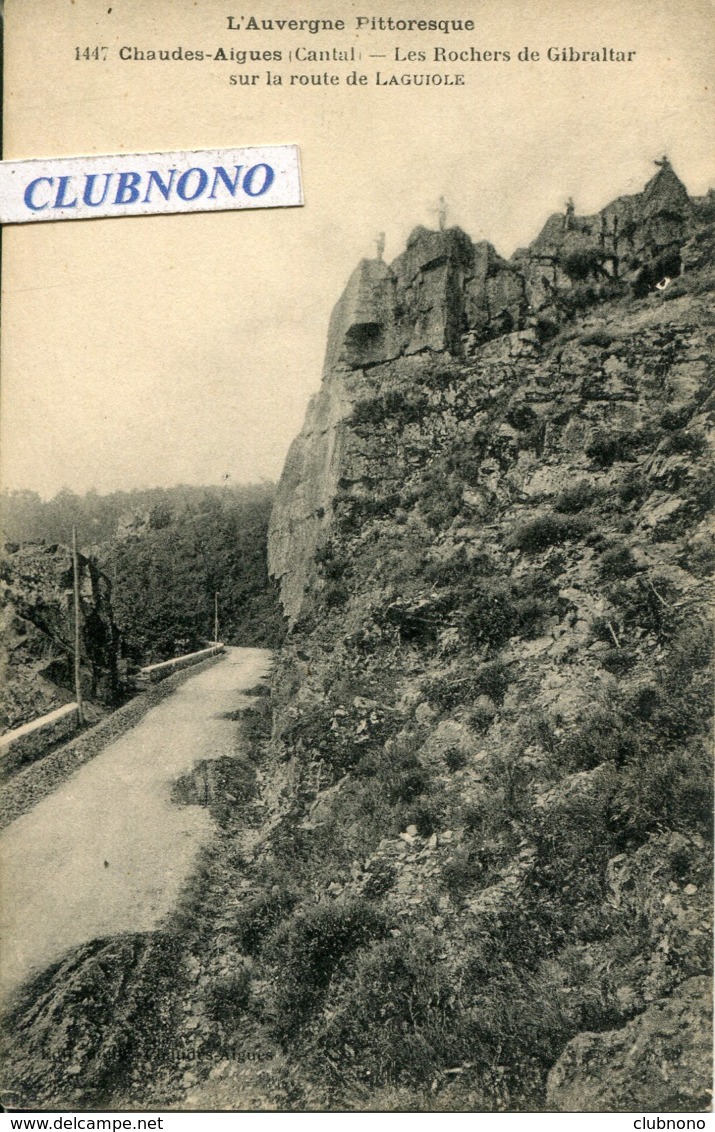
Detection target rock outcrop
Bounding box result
[546,976,713,1111]
[0,543,121,732]
[259,160,713,1110]
[268,161,706,624]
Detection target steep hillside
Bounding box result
[259,162,714,1110]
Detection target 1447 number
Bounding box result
[75,46,108,60]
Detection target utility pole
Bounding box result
[214,591,219,644]
[71,525,85,726]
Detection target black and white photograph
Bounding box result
[0,0,713,1118]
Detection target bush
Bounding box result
[660,405,694,431]
[230,888,300,956]
[609,741,713,846]
[473,659,511,702]
[553,479,597,514]
[322,580,349,608]
[618,469,649,504]
[557,710,640,772]
[506,513,593,553]
[445,746,468,772]
[599,544,638,580]
[463,582,518,646]
[240,698,273,747]
[424,660,511,713]
[684,465,715,518]
[441,847,486,903]
[203,968,252,1025]
[418,471,464,530]
[268,900,388,1041]
[468,699,497,734]
[658,429,707,457]
[301,931,460,1089]
[561,247,605,281]
[585,431,639,467]
[599,648,637,676]
[579,329,613,348]
[351,390,429,430]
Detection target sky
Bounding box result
[1,0,714,499]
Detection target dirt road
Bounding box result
[0,647,271,1002]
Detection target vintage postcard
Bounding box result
[1,0,713,1119]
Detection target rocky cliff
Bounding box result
[0,543,121,732]
[259,162,714,1110]
[268,160,706,625]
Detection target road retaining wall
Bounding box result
[0,703,81,779]
[136,644,225,686]
[0,649,226,831]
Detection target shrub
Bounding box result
[418,472,464,530]
[658,429,707,457]
[240,698,273,747]
[557,711,641,772]
[361,859,397,900]
[424,660,511,714]
[351,390,429,430]
[598,544,638,580]
[301,931,460,1089]
[463,582,517,647]
[386,764,429,804]
[268,900,389,1041]
[405,798,443,837]
[561,247,605,281]
[445,746,468,772]
[553,479,597,513]
[468,699,497,734]
[579,329,613,348]
[506,403,538,431]
[322,580,349,608]
[606,574,681,639]
[203,968,252,1025]
[660,405,694,431]
[599,648,637,676]
[506,513,592,553]
[536,316,560,342]
[609,741,713,846]
[473,659,511,702]
[684,465,715,518]
[585,431,638,467]
[230,888,300,956]
[618,469,649,504]
[441,847,486,903]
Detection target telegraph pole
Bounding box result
[72,526,85,726]
[214,592,219,644]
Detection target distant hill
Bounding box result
[2,482,286,678]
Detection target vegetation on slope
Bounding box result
[190,276,713,1110]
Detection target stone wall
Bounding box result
[0,649,226,830]
[136,644,225,685]
[0,702,80,779]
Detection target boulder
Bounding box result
[546,976,713,1112]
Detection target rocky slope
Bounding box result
[261,161,714,1110]
[2,163,712,1113]
[0,543,121,732]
